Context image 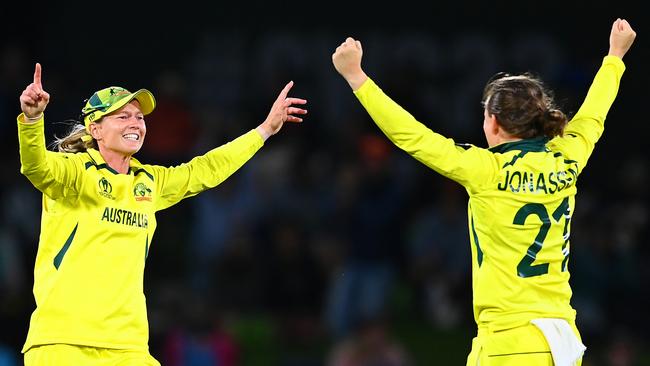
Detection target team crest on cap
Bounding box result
[109,87,130,97]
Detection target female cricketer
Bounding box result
[332,18,636,366]
[17,64,307,365]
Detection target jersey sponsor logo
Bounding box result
[98,177,116,200]
[133,182,152,202]
[101,207,149,228]
[497,169,577,194]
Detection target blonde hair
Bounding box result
[51,122,97,153]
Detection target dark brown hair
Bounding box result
[482,72,567,139]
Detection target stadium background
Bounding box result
[0,2,647,365]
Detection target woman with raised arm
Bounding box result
[17,65,307,365]
[332,18,635,366]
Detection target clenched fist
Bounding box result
[609,18,636,59]
[332,37,368,91]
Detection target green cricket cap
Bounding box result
[81,86,156,127]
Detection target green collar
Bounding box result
[488,137,549,154]
[85,148,146,176]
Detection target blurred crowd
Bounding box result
[1,26,648,366]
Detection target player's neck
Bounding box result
[98,148,132,174]
[495,136,522,146]
[488,132,522,148]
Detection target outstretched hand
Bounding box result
[332,37,368,91]
[609,18,636,59]
[257,81,308,139]
[20,63,51,120]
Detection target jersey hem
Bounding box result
[22,338,149,354]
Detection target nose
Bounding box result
[128,116,146,127]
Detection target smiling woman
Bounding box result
[54,86,157,174]
[91,100,147,170]
[17,63,307,365]
[52,86,155,159]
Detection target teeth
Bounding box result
[123,134,139,141]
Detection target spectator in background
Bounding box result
[139,69,197,165]
[185,170,259,292]
[405,179,471,329]
[325,134,408,339]
[163,292,239,366]
[327,316,412,366]
[263,221,327,348]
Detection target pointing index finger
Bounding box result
[34,63,42,88]
[277,80,294,102]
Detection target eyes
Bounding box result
[114,114,144,121]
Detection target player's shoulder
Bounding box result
[48,149,91,164]
[125,158,157,182]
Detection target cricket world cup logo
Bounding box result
[98,177,115,200]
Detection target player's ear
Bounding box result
[89,123,101,140]
[487,113,500,136]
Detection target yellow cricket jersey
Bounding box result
[17,116,264,352]
[353,55,625,331]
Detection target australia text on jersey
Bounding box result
[101,207,149,228]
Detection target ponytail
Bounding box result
[538,108,567,139]
[51,121,97,153]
